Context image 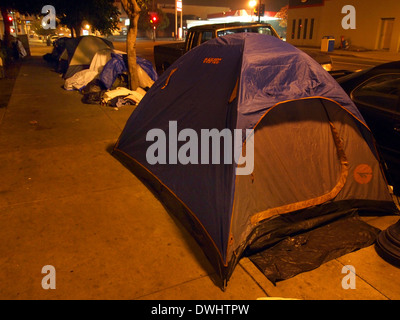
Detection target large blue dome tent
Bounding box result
[113,33,398,288]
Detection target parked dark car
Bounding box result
[337,61,400,195]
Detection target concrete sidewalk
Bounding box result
[0,45,399,300]
[331,48,400,62]
[299,45,400,62]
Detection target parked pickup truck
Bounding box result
[154,22,333,75]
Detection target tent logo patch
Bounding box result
[203,57,222,64]
[353,164,373,184]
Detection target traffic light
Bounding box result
[8,16,13,22]
[260,4,265,17]
[149,12,159,26]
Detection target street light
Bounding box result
[248,0,262,22]
[249,0,256,21]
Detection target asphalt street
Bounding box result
[110,38,388,73]
[111,38,177,64]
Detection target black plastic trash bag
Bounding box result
[81,79,106,105]
[249,210,380,285]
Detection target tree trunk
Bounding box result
[73,25,81,38]
[69,26,75,38]
[120,0,141,91]
[126,13,140,90]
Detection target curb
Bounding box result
[297,46,399,62]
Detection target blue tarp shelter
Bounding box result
[113,33,397,287]
[100,53,158,89]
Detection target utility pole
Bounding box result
[175,0,182,40]
[175,0,177,40]
[180,4,183,39]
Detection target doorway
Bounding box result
[378,18,395,50]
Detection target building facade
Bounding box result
[287,0,400,52]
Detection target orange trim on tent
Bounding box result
[161,68,178,90]
[227,96,357,255]
[228,78,239,103]
[250,121,349,225]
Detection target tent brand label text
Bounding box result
[203,57,222,64]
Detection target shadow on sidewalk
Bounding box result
[106,141,224,289]
[0,60,22,109]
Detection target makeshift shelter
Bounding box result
[62,35,113,79]
[64,48,113,91]
[43,37,69,65]
[99,53,156,90]
[113,33,398,288]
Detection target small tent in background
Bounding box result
[42,37,72,75]
[64,48,113,91]
[113,33,398,288]
[62,35,114,79]
[44,36,158,93]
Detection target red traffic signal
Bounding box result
[149,12,159,24]
[8,16,13,22]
